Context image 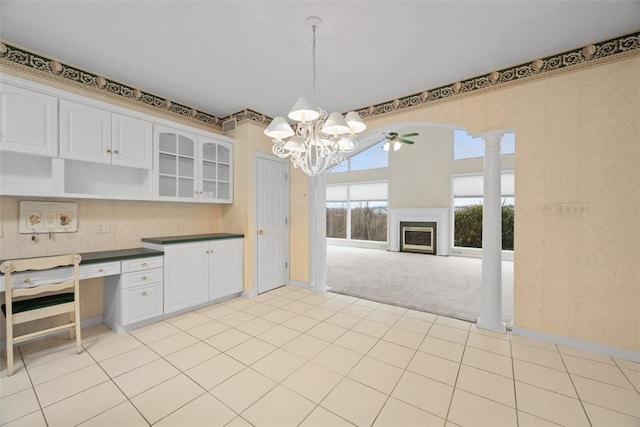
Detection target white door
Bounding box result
[256,155,289,294]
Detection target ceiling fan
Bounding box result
[382,132,419,151]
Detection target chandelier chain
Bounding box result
[311,23,317,105]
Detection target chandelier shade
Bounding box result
[264,16,366,176]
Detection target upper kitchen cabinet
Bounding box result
[155,125,199,202]
[60,99,153,169]
[199,136,233,204]
[0,83,59,157]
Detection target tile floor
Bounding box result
[1,285,639,426]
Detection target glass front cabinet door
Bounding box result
[198,136,233,204]
[154,125,198,202]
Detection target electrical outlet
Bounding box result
[97,224,112,234]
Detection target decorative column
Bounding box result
[309,174,329,291]
[477,130,507,333]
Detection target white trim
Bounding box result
[512,326,640,363]
[327,238,388,250]
[288,280,310,289]
[389,208,449,255]
[242,290,258,298]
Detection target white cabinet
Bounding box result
[161,242,210,314]
[0,83,59,156]
[60,99,152,169]
[104,256,164,330]
[155,125,199,202]
[143,237,244,314]
[208,238,244,300]
[199,137,234,203]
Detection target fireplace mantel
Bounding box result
[389,208,449,255]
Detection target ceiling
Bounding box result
[1,1,639,120]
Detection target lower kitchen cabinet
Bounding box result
[103,256,164,330]
[208,238,244,300]
[142,235,244,315]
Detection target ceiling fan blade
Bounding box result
[401,132,419,138]
[398,138,415,144]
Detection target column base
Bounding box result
[477,317,507,334]
[310,283,331,292]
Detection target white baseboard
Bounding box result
[242,290,258,298]
[512,326,640,363]
[289,280,310,289]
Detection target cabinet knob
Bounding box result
[106,149,112,154]
[113,150,119,154]
[98,268,104,273]
[142,291,147,296]
[258,229,265,235]
[142,276,147,280]
[24,278,32,284]
[141,262,147,267]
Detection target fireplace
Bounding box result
[389,208,449,255]
[400,221,437,254]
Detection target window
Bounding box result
[452,173,515,250]
[327,182,388,242]
[453,130,515,160]
[329,140,388,173]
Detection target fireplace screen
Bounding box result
[400,222,437,254]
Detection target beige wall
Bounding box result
[1,55,637,353]
[352,57,639,352]
[388,127,454,209]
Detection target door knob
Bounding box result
[258,229,265,235]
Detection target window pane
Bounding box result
[350,201,388,241]
[453,130,484,160]
[454,130,516,159]
[454,198,483,248]
[453,197,515,250]
[326,202,347,238]
[350,141,388,171]
[329,162,348,173]
[501,133,515,155]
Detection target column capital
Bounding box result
[473,129,508,147]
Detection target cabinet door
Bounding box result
[217,142,233,203]
[112,113,153,169]
[0,83,59,156]
[164,243,209,313]
[121,282,163,325]
[60,99,112,164]
[209,239,244,300]
[198,136,233,204]
[155,125,198,201]
[198,137,218,202]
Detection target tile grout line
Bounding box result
[558,348,593,427]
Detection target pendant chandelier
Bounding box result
[264,16,366,176]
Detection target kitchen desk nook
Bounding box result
[1,248,164,333]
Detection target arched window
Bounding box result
[329,140,388,173]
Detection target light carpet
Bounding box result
[327,245,513,323]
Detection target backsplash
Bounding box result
[0,197,224,260]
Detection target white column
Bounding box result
[309,174,329,291]
[477,130,506,333]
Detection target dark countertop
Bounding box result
[141,233,244,245]
[79,248,164,264]
[1,247,163,266]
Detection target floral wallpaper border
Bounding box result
[1,31,638,130]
